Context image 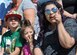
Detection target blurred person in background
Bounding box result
[0,0,12,35]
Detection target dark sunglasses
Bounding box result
[45,7,58,15]
[8,17,19,21]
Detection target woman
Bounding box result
[34,1,77,55]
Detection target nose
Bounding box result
[28,33,31,37]
[11,19,16,21]
[50,11,54,14]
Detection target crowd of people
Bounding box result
[0,0,77,55]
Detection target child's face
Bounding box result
[23,26,34,42]
[7,17,20,28]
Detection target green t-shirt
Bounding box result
[1,28,22,54]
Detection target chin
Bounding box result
[51,20,56,23]
[12,25,18,28]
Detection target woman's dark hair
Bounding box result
[38,1,63,31]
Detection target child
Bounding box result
[21,20,35,55]
[0,11,22,55]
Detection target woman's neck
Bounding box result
[50,23,56,30]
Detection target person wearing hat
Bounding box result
[0,11,22,55]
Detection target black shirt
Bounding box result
[35,18,77,55]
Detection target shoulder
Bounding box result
[64,18,77,27]
[2,30,11,37]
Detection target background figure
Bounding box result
[34,1,77,55]
[21,20,35,55]
[1,21,9,35]
[0,11,22,55]
[31,0,38,8]
[0,0,12,36]
[62,0,77,19]
[0,19,2,35]
[0,0,12,22]
[62,0,77,14]
[62,0,77,54]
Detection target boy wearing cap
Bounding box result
[0,11,22,55]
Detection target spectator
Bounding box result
[0,11,22,55]
[34,1,77,55]
[0,0,12,35]
[21,20,35,55]
[31,0,38,8]
[0,0,12,22]
[1,21,9,35]
[0,19,2,35]
[62,0,77,19]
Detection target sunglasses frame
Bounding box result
[45,7,58,15]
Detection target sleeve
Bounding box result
[64,18,77,41]
[22,0,36,11]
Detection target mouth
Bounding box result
[49,15,55,20]
[12,22,16,25]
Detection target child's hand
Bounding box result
[28,36,33,43]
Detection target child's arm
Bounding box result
[29,42,34,55]
[20,50,23,55]
[0,48,4,55]
[10,47,20,55]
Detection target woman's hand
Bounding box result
[55,10,62,24]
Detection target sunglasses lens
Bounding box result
[45,9,51,15]
[8,17,19,21]
[52,7,58,13]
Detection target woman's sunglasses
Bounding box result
[45,7,58,15]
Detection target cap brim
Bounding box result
[5,14,22,21]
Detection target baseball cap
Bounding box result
[5,11,22,21]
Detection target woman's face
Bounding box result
[45,4,58,23]
[23,27,34,42]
